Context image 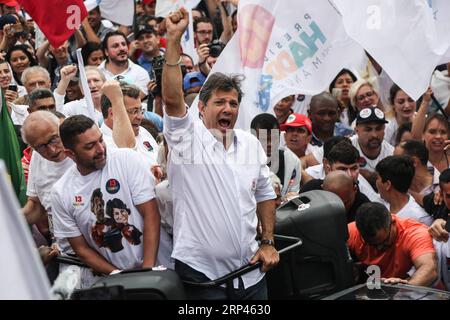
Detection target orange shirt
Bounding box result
[347,215,435,279]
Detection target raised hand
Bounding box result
[165,7,189,40]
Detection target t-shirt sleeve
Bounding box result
[51,185,82,239]
[123,151,156,206]
[347,222,359,253]
[26,153,37,198]
[405,225,436,262]
[135,67,150,95]
[255,140,276,203]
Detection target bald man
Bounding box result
[307,92,353,147]
[322,170,369,223]
[22,110,100,288]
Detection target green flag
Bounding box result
[0,91,27,206]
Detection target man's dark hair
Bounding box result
[50,110,66,120]
[355,202,391,240]
[59,115,95,150]
[29,88,54,108]
[102,31,129,59]
[439,168,450,185]
[326,141,360,165]
[251,113,279,131]
[193,16,213,32]
[323,136,351,160]
[101,82,141,118]
[400,140,428,166]
[375,155,414,193]
[199,72,244,105]
[394,122,412,146]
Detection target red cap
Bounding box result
[142,0,155,4]
[280,113,312,133]
[1,0,18,6]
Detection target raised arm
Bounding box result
[162,8,189,118]
[411,88,432,140]
[101,80,135,148]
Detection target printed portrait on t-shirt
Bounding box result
[102,198,143,253]
[90,188,113,248]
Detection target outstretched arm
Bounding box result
[162,8,189,118]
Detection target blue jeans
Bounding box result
[175,260,268,300]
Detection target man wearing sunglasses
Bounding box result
[347,202,437,287]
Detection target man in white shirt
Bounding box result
[351,107,394,187]
[99,81,159,168]
[376,155,433,226]
[52,115,161,275]
[98,31,150,97]
[161,9,279,300]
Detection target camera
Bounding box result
[207,40,225,58]
[150,56,187,96]
[151,56,165,96]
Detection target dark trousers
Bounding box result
[175,260,268,300]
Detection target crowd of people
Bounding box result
[2,0,450,299]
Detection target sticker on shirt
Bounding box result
[358,156,367,168]
[106,179,120,194]
[143,141,153,152]
[251,179,257,192]
[72,195,84,207]
[90,189,142,253]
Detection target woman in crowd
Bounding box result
[81,42,105,66]
[329,68,357,128]
[412,88,450,186]
[5,44,37,85]
[384,84,416,145]
[348,78,383,127]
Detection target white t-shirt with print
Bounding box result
[351,135,394,172]
[100,124,159,168]
[51,149,156,270]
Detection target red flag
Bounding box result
[17,0,87,48]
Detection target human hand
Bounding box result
[433,190,443,206]
[428,218,449,242]
[151,165,163,184]
[38,245,59,266]
[250,244,279,273]
[101,80,124,101]
[147,80,157,95]
[165,8,189,40]
[197,43,210,64]
[3,23,14,39]
[60,64,78,82]
[4,89,18,103]
[422,87,433,105]
[381,277,408,285]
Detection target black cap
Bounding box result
[135,26,157,39]
[356,106,388,125]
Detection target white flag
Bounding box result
[427,0,450,64]
[84,0,135,26]
[334,0,450,101]
[0,161,51,299]
[201,0,364,129]
[155,0,201,64]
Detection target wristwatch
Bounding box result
[260,239,275,247]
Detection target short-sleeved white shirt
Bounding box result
[351,135,394,172]
[98,59,150,95]
[100,123,159,167]
[395,195,433,226]
[51,149,156,270]
[163,111,276,289]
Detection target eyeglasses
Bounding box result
[35,104,56,111]
[196,30,213,35]
[364,223,392,251]
[356,91,375,102]
[34,135,61,153]
[126,107,145,116]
